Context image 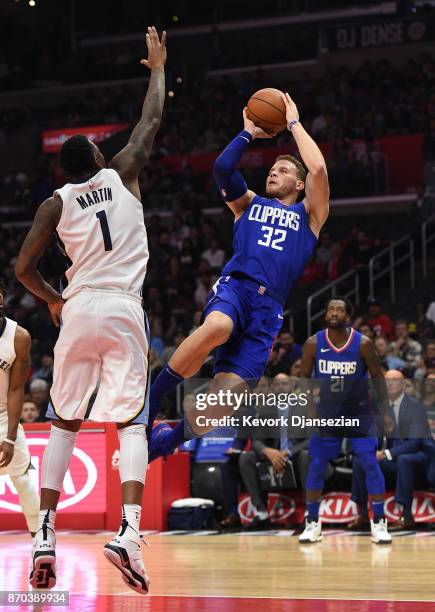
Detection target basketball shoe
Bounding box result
[103,520,150,594]
[29,523,57,589]
[298,518,322,543]
[370,518,392,544]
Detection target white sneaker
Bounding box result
[371,518,392,544]
[103,521,150,594]
[29,525,57,589]
[299,519,322,543]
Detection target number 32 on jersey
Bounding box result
[258,225,286,251]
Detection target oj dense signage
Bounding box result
[42,124,128,154]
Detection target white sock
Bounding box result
[122,504,142,533]
[37,508,56,533]
[11,472,40,534]
[117,424,148,485]
[41,426,78,492]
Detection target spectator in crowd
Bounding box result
[389,319,423,375]
[326,242,352,281]
[403,379,419,399]
[29,378,49,420]
[31,351,54,384]
[422,372,435,437]
[366,299,394,339]
[21,399,40,423]
[421,371,435,411]
[350,370,435,530]
[266,331,302,377]
[359,323,374,340]
[316,232,332,268]
[290,358,302,378]
[299,255,324,285]
[414,302,435,341]
[414,340,435,380]
[201,238,226,272]
[374,336,406,371]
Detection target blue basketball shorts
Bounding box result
[201,275,284,385]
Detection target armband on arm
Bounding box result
[213,130,252,202]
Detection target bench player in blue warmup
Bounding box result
[299,297,392,544]
[149,93,329,434]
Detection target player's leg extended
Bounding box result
[299,437,341,543]
[103,422,150,594]
[29,418,81,589]
[148,310,234,428]
[11,469,39,536]
[352,438,391,544]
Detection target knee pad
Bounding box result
[306,455,329,491]
[41,426,78,492]
[357,452,385,495]
[118,424,148,485]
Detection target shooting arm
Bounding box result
[6,327,31,442]
[15,196,62,304]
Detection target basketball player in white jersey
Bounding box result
[0,280,39,535]
[15,27,166,594]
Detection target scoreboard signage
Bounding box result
[324,18,432,52]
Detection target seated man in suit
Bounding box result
[238,373,314,529]
[350,370,435,530]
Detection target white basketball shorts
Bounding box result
[48,290,150,424]
[0,414,31,477]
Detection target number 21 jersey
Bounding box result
[55,168,148,300]
[222,196,317,302]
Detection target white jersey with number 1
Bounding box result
[49,167,150,424]
[55,167,148,300]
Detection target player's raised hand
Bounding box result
[140,26,167,70]
[280,92,300,128]
[243,108,277,140]
[0,440,14,468]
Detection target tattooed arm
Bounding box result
[110,26,166,200]
[0,327,31,468]
[15,196,64,326]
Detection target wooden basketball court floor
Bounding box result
[1,531,435,611]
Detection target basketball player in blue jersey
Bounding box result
[149,93,329,436]
[299,297,392,544]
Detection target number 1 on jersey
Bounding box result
[96,210,113,251]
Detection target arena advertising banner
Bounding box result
[323,17,435,52]
[42,123,128,154]
[238,491,435,526]
[0,428,106,528]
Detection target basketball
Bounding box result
[246,88,287,132]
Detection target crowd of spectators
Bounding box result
[2,53,435,202]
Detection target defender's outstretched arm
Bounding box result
[110,27,166,199]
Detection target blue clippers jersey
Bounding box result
[314,328,368,411]
[222,196,317,302]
